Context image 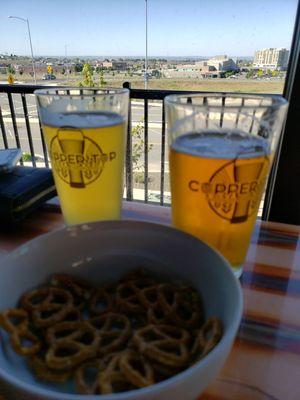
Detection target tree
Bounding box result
[152,69,162,78]
[61,68,66,75]
[7,65,15,74]
[74,63,83,73]
[79,63,95,87]
[246,70,255,79]
[99,71,107,87]
[257,69,264,77]
[132,121,153,171]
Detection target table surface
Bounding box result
[0,201,300,400]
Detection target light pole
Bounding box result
[8,16,37,84]
[65,44,69,58]
[145,0,148,90]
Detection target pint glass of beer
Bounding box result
[165,94,288,277]
[35,88,129,225]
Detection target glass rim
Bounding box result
[34,86,129,97]
[164,92,288,110]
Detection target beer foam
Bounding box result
[171,130,270,159]
[41,111,124,129]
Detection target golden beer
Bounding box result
[170,131,271,271]
[42,111,125,225]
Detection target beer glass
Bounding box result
[165,94,288,277]
[35,88,129,225]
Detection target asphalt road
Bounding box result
[0,91,168,172]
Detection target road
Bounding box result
[0,90,168,173]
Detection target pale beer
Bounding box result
[42,111,125,225]
[170,130,270,272]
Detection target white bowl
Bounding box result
[0,220,242,400]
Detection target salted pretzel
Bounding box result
[28,355,71,383]
[0,308,29,333]
[10,327,40,356]
[191,317,222,359]
[133,324,190,367]
[158,284,202,329]
[89,312,131,355]
[75,358,103,394]
[119,350,154,388]
[45,321,100,370]
[98,352,137,394]
[88,288,115,317]
[50,274,93,309]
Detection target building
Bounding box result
[253,48,289,70]
[196,55,237,72]
[100,61,128,71]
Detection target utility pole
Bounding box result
[145,0,148,90]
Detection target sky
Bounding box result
[0,0,298,57]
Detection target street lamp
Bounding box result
[65,44,69,58]
[145,0,148,90]
[8,15,37,84]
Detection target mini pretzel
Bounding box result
[99,371,136,394]
[28,355,71,383]
[191,317,222,358]
[50,274,93,309]
[10,327,40,356]
[116,282,144,314]
[158,284,202,329]
[20,287,73,312]
[46,321,89,344]
[89,288,115,317]
[32,302,74,328]
[46,321,100,369]
[133,324,190,367]
[98,352,136,394]
[75,358,102,394]
[0,308,28,333]
[137,285,159,308]
[119,350,154,387]
[89,313,130,355]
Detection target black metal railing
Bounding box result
[0,83,202,206]
[0,82,295,223]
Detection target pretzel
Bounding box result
[119,350,154,387]
[158,284,202,329]
[89,313,130,355]
[28,355,71,383]
[75,358,102,394]
[137,285,159,308]
[21,287,73,312]
[45,321,100,369]
[0,308,29,333]
[191,317,222,359]
[89,288,115,317]
[116,282,144,314]
[133,324,190,367]
[99,371,136,394]
[98,352,136,394]
[10,327,40,356]
[50,274,93,309]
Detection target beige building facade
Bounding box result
[253,48,289,70]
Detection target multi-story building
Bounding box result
[253,48,289,70]
[196,56,237,72]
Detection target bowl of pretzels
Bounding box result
[0,220,242,400]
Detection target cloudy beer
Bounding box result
[170,130,270,273]
[42,111,125,225]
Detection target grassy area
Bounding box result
[2,73,284,94]
[105,77,284,94]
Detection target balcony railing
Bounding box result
[0,76,299,224]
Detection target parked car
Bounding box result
[42,74,56,80]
